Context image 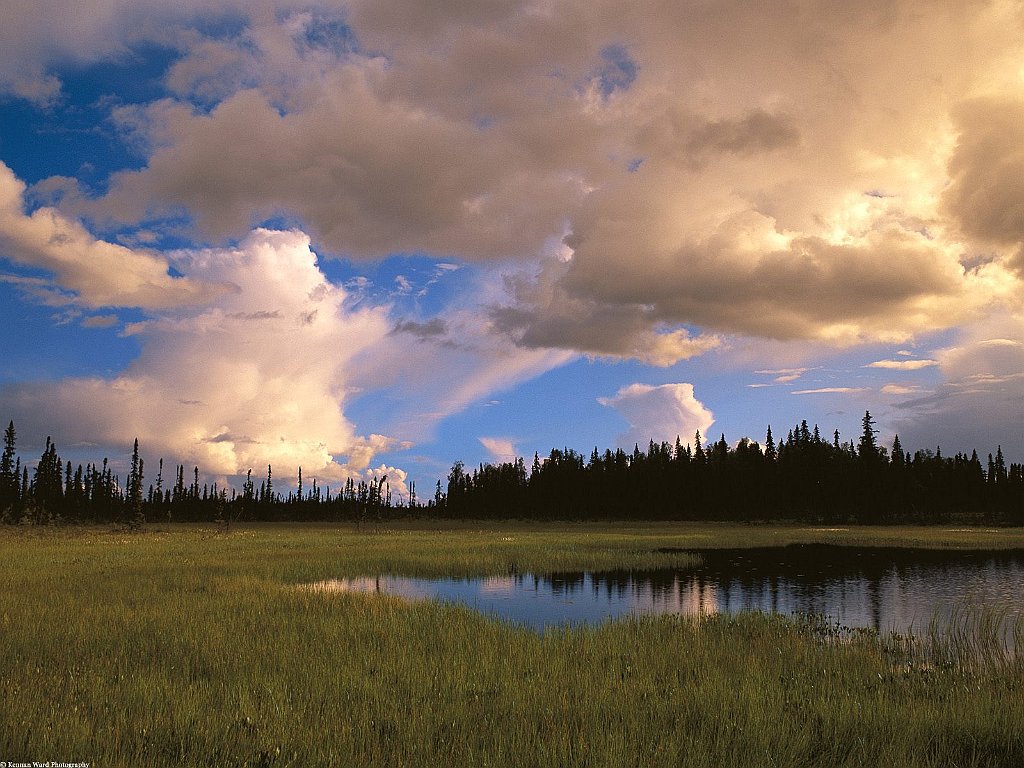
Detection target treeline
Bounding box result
[1,413,1021,525]
[0,421,409,526]
[441,413,1023,524]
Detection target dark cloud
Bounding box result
[390,318,449,341]
[890,318,1024,461]
[943,97,1024,276]
[227,310,282,321]
[686,110,800,158]
[6,0,1023,364]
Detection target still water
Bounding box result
[310,544,1024,635]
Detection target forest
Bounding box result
[0,412,1021,526]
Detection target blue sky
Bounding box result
[1,1,1022,495]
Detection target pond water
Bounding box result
[308,544,1024,636]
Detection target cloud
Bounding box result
[351,298,575,441]
[791,387,866,395]
[943,96,1024,276]
[492,257,721,366]
[81,314,120,329]
[598,383,713,448]
[479,437,519,465]
[0,162,226,309]
[881,384,921,396]
[6,0,1024,401]
[9,0,1003,362]
[390,318,448,341]
[0,1,269,104]
[96,68,585,261]
[755,367,815,384]
[393,275,413,295]
[867,359,938,370]
[890,313,1024,458]
[1,229,398,482]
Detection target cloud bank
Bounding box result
[2,0,1024,476]
[62,2,1024,360]
[2,227,404,487]
[892,314,1024,459]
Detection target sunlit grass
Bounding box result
[2,523,1023,767]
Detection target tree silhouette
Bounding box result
[0,421,17,513]
[0,412,1020,525]
[858,411,878,461]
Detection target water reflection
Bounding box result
[307,545,1024,636]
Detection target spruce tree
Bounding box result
[0,420,17,511]
[994,446,1007,483]
[891,435,904,466]
[33,437,64,512]
[858,411,878,460]
[127,438,145,528]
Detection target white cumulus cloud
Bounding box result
[2,228,398,485]
[0,162,226,309]
[479,437,519,465]
[598,382,714,448]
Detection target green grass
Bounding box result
[2,522,1023,767]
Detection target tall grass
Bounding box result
[1,524,1022,767]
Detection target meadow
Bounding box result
[2,522,1023,767]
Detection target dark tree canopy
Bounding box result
[0,412,1020,526]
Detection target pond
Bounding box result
[307,544,1024,636]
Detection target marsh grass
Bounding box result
[2,523,1023,767]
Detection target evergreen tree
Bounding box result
[891,435,905,466]
[243,469,254,503]
[858,411,878,460]
[994,446,1007,483]
[174,465,185,503]
[127,438,145,528]
[33,437,64,511]
[693,430,705,463]
[0,420,17,511]
[155,458,164,500]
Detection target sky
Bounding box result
[1,0,1023,497]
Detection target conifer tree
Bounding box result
[858,411,878,460]
[764,426,776,461]
[891,435,905,466]
[0,420,17,510]
[33,437,64,511]
[127,438,145,528]
[994,446,1007,483]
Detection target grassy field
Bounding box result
[2,522,1023,767]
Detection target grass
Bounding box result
[2,522,1023,767]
